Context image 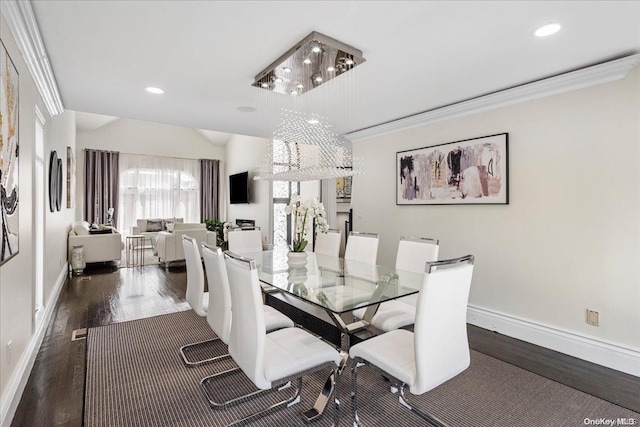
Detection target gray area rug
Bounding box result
[85,310,639,426]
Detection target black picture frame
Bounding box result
[396,133,509,205]
[49,151,58,212]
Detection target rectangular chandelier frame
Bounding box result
[252,31,365,95]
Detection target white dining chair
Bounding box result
[352,237,439,332]
[201,251,341,425]
[201,243,294,343]
[178,235,216,366]
[314,229,342,257]
[350,255,475,426]
[199,245,298,412]
[344,231,379,264]
[227,229,262,253]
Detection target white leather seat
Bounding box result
[314,229,341,257]
[353,237,439,331]
[344,231,379,264]
[349,255,475,426]
[218,251,341,425]
[227,229,262,253]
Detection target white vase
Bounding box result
[287,251,308,268]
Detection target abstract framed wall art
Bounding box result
[1,40,19,266]
[67,146,75,208]
[397,133,508,205]
[336,173,352,201]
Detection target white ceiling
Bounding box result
[32,1,640,139]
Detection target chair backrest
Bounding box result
[201,243,232,344]
[395,237,439,273]
[224,251,270,390]
[182,235,206,316]
[314,229,342,257]
[412,255,474,395]
[228,229,262,253]
[344,231,379,264]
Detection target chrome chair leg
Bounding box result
[200,367,275,408]
[398,386,447,427]
[179,337,230,367]
[226,377,303,426]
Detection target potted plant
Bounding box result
[285,195,328,266]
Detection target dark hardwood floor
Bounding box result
[10,262,640,426]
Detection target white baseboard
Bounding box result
[0,264,68,427]
[467,304,640,377]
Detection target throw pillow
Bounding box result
[146,219,163,232]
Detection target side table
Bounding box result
[126,235,145,267]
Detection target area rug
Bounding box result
[85,311,639,426]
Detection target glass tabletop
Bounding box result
[241,248,425,314]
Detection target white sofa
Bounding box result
[131,218,184,239]
[68,221,124,264]
[156,223,217,266]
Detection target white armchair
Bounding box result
[68,221,124,264]
[156,223,216,266]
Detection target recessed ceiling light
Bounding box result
[145,86,164,94]
[290,90,298,96]
[296,84,304,89]
[535,23,561,37]
[314,76,323,83]
[312,46,322,53]
[236,106,257,113]
[327,66,335,72]
[345,59,354,65]
[283,67,292,73]
[307,119,319,124]
[303,58,312,65]
[274,77,283,83]
[261,83,269,88]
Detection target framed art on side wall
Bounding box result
[397,133,508,205]
[67,146,75,208]
[0,40,20,266]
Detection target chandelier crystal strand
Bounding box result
[252,32,365,182]
[255,109,363,181]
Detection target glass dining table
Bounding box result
[238,247,426,421]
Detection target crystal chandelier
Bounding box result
[252,32,365,182]
[254,109,363,182]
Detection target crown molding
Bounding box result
[1,0,64,116]
[346,54,640,142]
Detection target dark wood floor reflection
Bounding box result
[11,262,640,426]
[11,262,190,427]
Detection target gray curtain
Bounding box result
[200,159,220,222]
[84,149,119,226]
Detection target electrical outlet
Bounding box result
[7,341,12,365]
[586,309,599,326]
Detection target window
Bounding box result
[272,140,298,247]
[118,154,200,233]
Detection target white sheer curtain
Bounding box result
[118,154,200,234]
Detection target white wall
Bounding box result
[225,134,271,242]
[0,14,76,422]
[353,67,640,354]
[75,117,226,220]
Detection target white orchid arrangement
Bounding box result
[285,195,328,252]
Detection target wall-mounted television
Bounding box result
[229,171,250,204]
